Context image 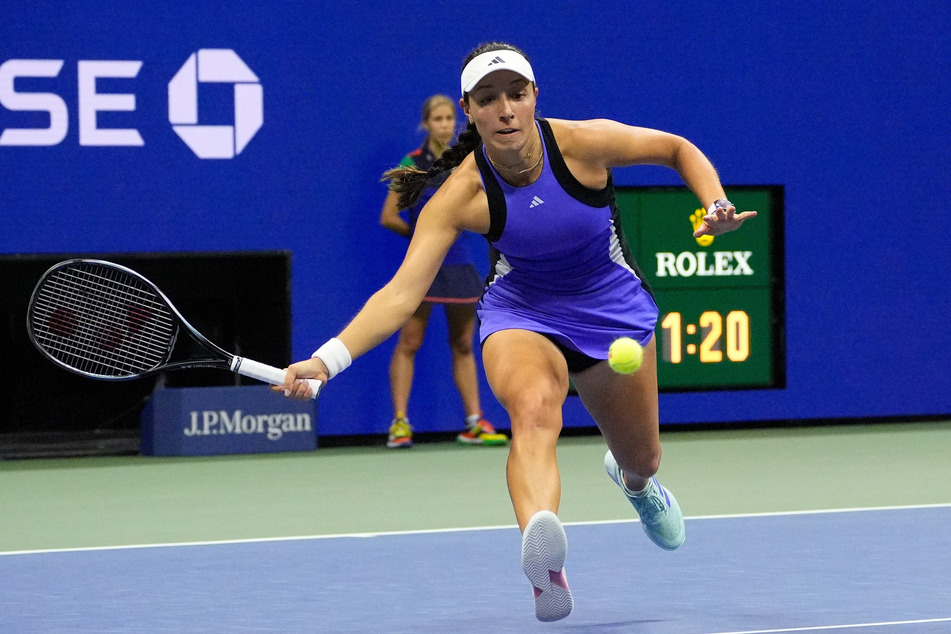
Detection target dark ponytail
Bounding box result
[381,121,483,210]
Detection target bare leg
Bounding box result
[482,330,569,530]
[570,337,660,492]
[445,303,481,417]
[388,303,431,416]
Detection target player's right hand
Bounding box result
[275,358,329,400]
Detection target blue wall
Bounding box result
[2,1,949,435]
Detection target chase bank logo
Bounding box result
[169,49,263,159]
[0,48,262,160]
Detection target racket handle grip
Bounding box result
[232,357,322,400]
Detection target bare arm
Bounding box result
[279,160,488,397]
[635,129,758,236]
[551,118,756,236]
[379,189,411,238]
[338,202,460,357]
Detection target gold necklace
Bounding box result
[487,133,543,175]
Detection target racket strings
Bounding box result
[31,263,177,377]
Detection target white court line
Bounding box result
[2,501,949,558]
[674,501,951,523]
[705,616,951,633]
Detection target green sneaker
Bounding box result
[456,415,507,446]
[604,450,685,550]
[387,416,413,448]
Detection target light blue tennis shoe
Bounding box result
[604,450,685,550]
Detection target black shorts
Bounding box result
[424,264,483,304]
[542,334,602,374]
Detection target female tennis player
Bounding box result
[281,41,756,621]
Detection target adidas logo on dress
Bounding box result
[529,196,544,208]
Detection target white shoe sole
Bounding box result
[521,510,573,622]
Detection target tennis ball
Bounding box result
[608,337,643,374]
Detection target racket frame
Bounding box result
[27,259,321,398]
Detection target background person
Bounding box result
[377,94,506,449]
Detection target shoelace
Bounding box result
[631,485,668,525]
[466,421,489,436]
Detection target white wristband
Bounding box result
[312,338,352,380]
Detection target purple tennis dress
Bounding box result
[475,118,658,360]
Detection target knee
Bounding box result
[448,333,473,357]
[396,330,424,355]
[506,388,563,438]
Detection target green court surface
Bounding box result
[2,420,950,553]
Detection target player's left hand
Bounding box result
[694,200,757,237]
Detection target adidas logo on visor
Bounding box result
[487,56,506,65]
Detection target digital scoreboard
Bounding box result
[615,186,785,391]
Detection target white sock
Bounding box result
[621,474,652,498]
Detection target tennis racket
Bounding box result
[26,259,321,399]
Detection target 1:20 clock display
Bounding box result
[661,310,750,364]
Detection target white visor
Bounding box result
[460,50,535,96]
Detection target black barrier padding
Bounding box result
[0,251,290,457]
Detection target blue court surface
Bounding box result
[2,505,949,633]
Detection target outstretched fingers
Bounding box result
[694,206,758,237]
